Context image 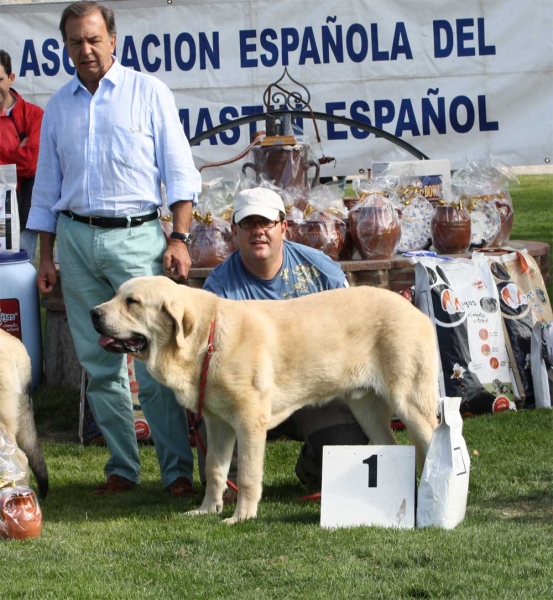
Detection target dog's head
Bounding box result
[90,276,195,360]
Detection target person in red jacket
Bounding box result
[0,49,44,261]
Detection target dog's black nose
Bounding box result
[90,307,102,325]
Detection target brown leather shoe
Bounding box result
[165,476,198,498]
[92,474,137,495]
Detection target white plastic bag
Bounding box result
[416,397,470,529]
[531,321,553,409]
[0,164,20,252]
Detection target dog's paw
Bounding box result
[222,509,257,525]
[184,505,221,517]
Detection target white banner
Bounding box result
[1,0,552,177]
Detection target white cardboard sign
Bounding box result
[320,445,415,529]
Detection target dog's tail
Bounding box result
[16,384,49,500]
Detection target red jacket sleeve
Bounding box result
[0,98,44,180]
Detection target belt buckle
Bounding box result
[88,216,100,228]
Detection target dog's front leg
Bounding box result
[223,425,267,525]
[186,415,235,517]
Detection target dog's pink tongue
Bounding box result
[98,334,116,348]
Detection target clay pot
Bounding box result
[190,223,235,268]
[338,219,356,260]
[490,197,514,247]
[285,219,302,243]
[242,146,320,190]
[349,206,401,259]
[0,488,42,540]
[431,205,471,254]
[298,219,346,261]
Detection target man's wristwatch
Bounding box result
[170,231,192,245]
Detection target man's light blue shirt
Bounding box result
[27,58,201,233]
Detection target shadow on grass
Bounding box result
[471,488,553,524]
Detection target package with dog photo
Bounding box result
[0,164,20,252]
[417,396,470,529]
[413,256,515,416]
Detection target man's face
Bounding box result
[232,215,287,270]
[64,10,116,92]
[0,65,15,107]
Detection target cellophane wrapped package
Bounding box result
[0,164,20,252]
[474,249,553,408]
[189,178,238,268]
[388,173,434,253]
[298,184,347,261]
[349,177,401,259]
[413,255,515,416]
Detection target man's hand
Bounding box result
[163,239,192,280]
[37,257,57,295]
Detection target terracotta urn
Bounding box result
[298,218,346,261]
[190,223,236,268]
[431,204,471,254]
[0,488,43,540]
[349,205,401,259]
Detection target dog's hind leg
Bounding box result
[186,415,236,517]
[223,420,268,525]
[345,391,397,446]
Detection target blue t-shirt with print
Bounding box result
[203,241,346,300]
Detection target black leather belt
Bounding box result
[61,209,159,228]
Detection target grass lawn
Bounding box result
[1,175,551,599]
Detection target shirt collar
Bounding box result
[70,56,122,94]
[4,91,18,116]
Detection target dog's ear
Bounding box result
[163,299,195,349]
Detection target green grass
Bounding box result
[5,175,552,598]
[1,409,552,599]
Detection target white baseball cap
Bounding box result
[232,188,285,224]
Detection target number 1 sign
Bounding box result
[320,446,416,529]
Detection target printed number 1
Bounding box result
[363,455,378,488]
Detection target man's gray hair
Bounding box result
[60,1,117,42]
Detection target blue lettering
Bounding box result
[20,40,40,77]
[346,24,368,63]
[240,30,257,68]
[175,32,196,71]
[433,20,453,58]
[195,108,217,144]
[164,34,172,71]
[350,100,371,139]
[142,34,161,73]
[374,99,395,131]
[41,38,60,77]
[260,29,279,67]
[241,105,264,140]
[219,106,240,145]
[62,46,75,75]
[478,18,496,55]
[457,19,475,57]
[199,32,220,70]
[422,95,447,134]
[371,23,389,61]
[322,25,344,63]
[478,95,498,131]
[299,27,321,65]
[281,27,300,66]
[391,23,413,60]
[395,99,420,137]
[120,36,141,71]
[450,95,475,133]
[326,102,348,140]
[179,109,191,140]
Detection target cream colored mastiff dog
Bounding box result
[91,276,439,524]
[0,329,49,499]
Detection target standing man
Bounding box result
[0,49,43,261]
[27,2,202,496]
[201,187,368,497]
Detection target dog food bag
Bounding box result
[0,485,42,540]
[416,397,470,530]
[530,321,553,409]
[474,249,553,408]
[413,256,515,416]
[0,164,20,252]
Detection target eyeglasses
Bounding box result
[237,218,282,230]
